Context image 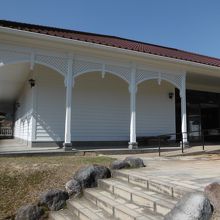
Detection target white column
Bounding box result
[180,74,188,145]
[63,56,74,150]
[30,53,36,147]
[129,64,138,149]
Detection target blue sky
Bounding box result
[1,0,220,58]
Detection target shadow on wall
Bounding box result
[34,112,64,148]
[33,64,66,148]
[16,111,32,146]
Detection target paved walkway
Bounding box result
[112,153,220,191]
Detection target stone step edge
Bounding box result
[99,178,178,204]
[49,209,79,220]
[67,198,105,220]
[98,178,176,214]
[112,170,195,199]
[84,188,150,220]
[124,170,203,191]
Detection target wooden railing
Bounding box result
[0,127,13,137]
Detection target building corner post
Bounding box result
[180,73,188,147]
[128,64,138,149]
[63,55,75,151]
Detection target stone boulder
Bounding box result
[73,164,111,188]
[204,182,220,211]
[65,179,82,197]
[124,157,145,168]
[110,160,130,170]
[39,189,69,211]
[164,192,213,220]
[15,204,45,220]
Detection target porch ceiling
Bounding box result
[186,72,220,94]
[0,63,30,102]
[187,72,220,87]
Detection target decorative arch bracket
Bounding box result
[72,59,131,84]
[0,45,69,77]
[136,67,186,92]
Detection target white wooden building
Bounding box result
[0,20,220,150]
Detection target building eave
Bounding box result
[0,26,220,73]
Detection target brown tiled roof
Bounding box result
[1,20,220,68]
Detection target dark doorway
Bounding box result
[175,89,220,142]
[175,89,181,139]
[201,107,219,130]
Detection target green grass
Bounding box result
[0,155,115,219]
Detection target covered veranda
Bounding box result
[0,44,188,151]
[1,20,220,152]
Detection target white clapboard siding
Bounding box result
[14,82,33,142]
[35,65,65,141]
[137,80,176,136]
[71,73,130,141]
[34,66,176,142]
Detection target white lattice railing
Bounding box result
[0,127,13,137]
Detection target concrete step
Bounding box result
[50,168,198,219]
[112,170,194,199]
[49,209,78,220]
[84,188,163,220]
[98,178,178,216]
[67,197,114,220]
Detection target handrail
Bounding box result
[0,127,13,137]
[157,128,220,156]
[157,127,220,138]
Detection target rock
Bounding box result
[110,160,130,170]
[73,164,111,188]
[65,179,82,197]
[124,157,145,168]
[204,182,220,212]
[164,192,213,220]
[15,204,44,220]
[110,157,145,170]
[39,189,69,211]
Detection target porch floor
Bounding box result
[0,139,60,154]
[1,139,220,157]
